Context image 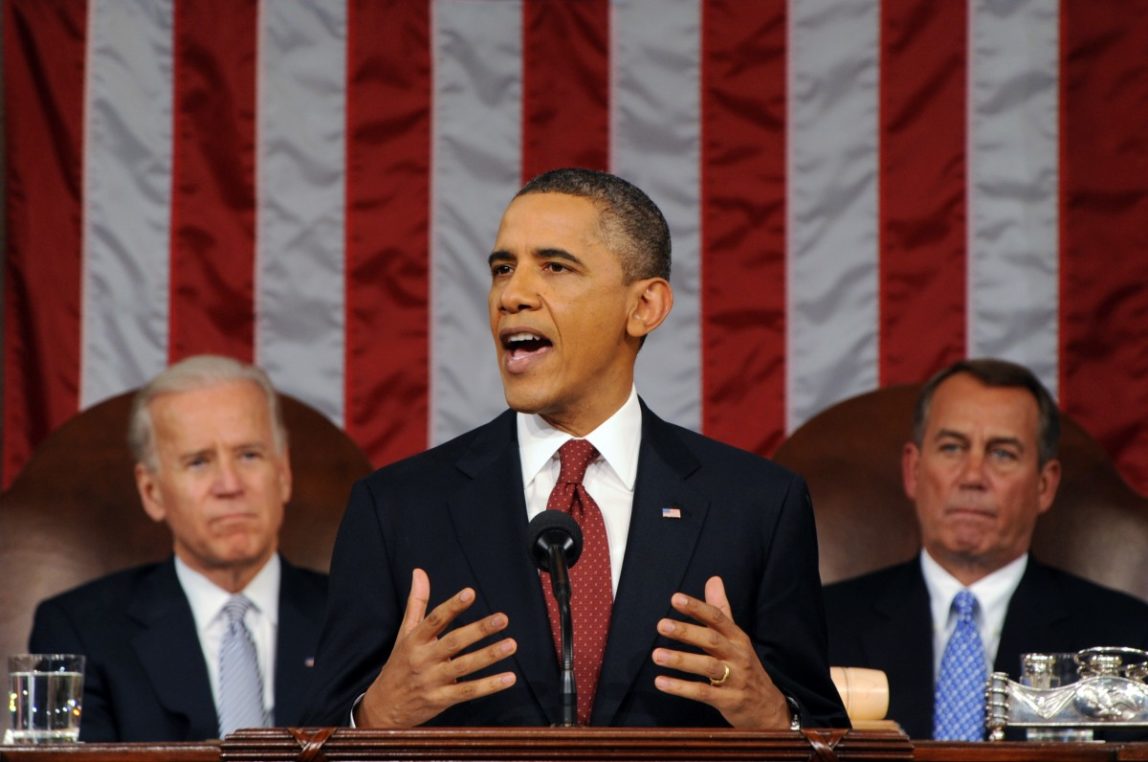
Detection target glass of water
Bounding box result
[6,654,85,744]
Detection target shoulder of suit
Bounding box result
[279,559,329,593]
[822,559,918,598]
[1025,558,1148,615]
[650,413,801,483]
[36,560,170,614]
[358,409,516,487]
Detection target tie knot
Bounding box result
[222,595,254,625]
[952,590,978,621]
[557,439,598,485]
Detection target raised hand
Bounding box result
[355,568,518,728]
[651,575,792,729]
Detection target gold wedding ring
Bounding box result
[710,662,731,687]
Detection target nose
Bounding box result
[958,450,988,487]
[495,266,541,314]
[212,458,243,496]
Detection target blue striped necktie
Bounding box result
[218,595,267,736]
[933,589,987,740]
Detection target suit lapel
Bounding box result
[447,412,557,724]
[995,559,1069,677]
[129,560,218,740]
[867,561,936,739]
[592,405,707,725]
[273,561,323,726]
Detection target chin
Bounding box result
[501,384,554,415]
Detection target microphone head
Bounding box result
[527,509,583,572]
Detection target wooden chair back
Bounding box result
[0,390,372,665]
[773,384,1148,601]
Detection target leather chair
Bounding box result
[0,390,372,667]
[773,384,1148,602]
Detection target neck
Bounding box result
[178,552,271,594]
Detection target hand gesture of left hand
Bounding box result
[651,576,793,730]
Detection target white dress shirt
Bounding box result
[921,550,1028,679]
[175,554,281,718]
[517,386,643,595]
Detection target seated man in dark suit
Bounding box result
[823,358,1148,739]
[29,355,328,741]
[304,168,847,730]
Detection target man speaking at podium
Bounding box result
[305,169,847,729]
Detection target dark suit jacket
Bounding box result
[823,556,1148,739]
[29,556,327,741]
[304,404,848,728]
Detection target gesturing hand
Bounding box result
[651,576,792,729]
[355,568,518,728]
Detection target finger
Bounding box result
[438,636,518,682]
[399,568,431,636]
[653,673,727,705]
[652,647,728,682]
[413,585,478,641]
[426,670,518,708]
[657,615,726,655]
[704,576,733,620]
[670,591,740,639]
[429,611,512,663]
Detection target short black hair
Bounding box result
[516,167,671,283]
[913,358,1060,465]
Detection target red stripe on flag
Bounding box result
[168,0,258,362]
[700,1,787,454]
[878,0,967,386]
[521,0,610,181]
[1,0,87,487]
[344,0,431,468]
[1060,4,1148,496]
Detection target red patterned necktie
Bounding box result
[540,439,614,725]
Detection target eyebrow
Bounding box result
[488,247,582,266]
[934,429,1025,451]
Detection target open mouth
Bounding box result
[501,330,553,372]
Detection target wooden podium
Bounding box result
[5,729,1148,762]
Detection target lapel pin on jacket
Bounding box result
[661,506,682,519]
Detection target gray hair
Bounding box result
[913,358,1060,466]
[129,355,287,470]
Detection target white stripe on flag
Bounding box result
[431,0,523,444]
[613,0,703,432]
[82,0,174,407]
[967,0,1060,398]
[786,0,881,431]
[256,0,348,425]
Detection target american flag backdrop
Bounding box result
[4,0,1147,494]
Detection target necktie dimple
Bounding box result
[540,439,614,725]
[933,589,987,740]
[218,595,267,736]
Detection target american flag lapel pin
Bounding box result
[661,506,682,519]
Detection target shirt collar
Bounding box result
[175,553,281,626]
[517,386,642,490]
[921,549,1028,623]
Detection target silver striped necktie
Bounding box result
[217,595,268,736]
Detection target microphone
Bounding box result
[528,510,583,727]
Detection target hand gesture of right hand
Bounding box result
[354,568,518,728]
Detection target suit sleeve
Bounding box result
[29,600,119,742]
[302,478,405,726]
[753,475,850,728]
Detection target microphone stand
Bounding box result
[547,542,577,727]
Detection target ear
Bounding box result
[135,463,167,523]
[902,441,921,500]
[1036,458,1061,515]
[277,447,294,505]
[626,278,673,339]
